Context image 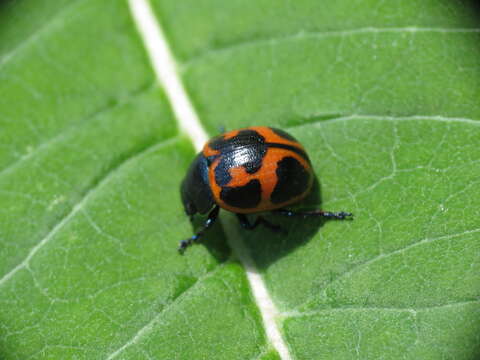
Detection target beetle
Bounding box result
[179,126,352,253]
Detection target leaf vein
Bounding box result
[322,227,480,290]
[0,137,178,288]
[183,27,480,66]
[0,81,156,178]
[128,1,293,358]
[0,0,84,70]
[105,265,223,360]
[287,114,480,130]
[284,299,480,318]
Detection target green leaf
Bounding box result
[1,0,479,359]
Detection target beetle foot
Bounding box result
[178,238,195,254]
[323,211,353,220]
[274,208,353,220]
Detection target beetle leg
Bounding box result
[178,206,220,254]
[274,209,353,220]
[236,214,284,233]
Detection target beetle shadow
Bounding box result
[188,177,351,268]
[236,176,331,270]
[191,177,343,268]
[187,215,231,262]
[466,0,480,15]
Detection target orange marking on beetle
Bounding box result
[202,143,220,158]
[212,127,304,150]
[208,157,223,199]
[208,146,313,214]
[256,148,312,203]
[250,126,305,150]
[226,166,253,187]
[223,130,240,140]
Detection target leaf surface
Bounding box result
[1,0,479,359]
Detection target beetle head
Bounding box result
[181,153,215,216]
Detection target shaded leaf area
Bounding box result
[0,0,267,359]
[0,0,74,56]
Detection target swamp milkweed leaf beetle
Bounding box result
[179,126,352,253]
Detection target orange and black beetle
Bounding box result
[180,126,352,253]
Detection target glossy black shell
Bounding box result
[181,127,313,216]
[181,153,214,215]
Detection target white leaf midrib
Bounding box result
[127,0,291,359]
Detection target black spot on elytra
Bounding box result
[214,158,232,186]
[211,130,267,186]
[220,179,262,208]
[210,130,265,152]
[271,156,311,204]
[269,127,298,142]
